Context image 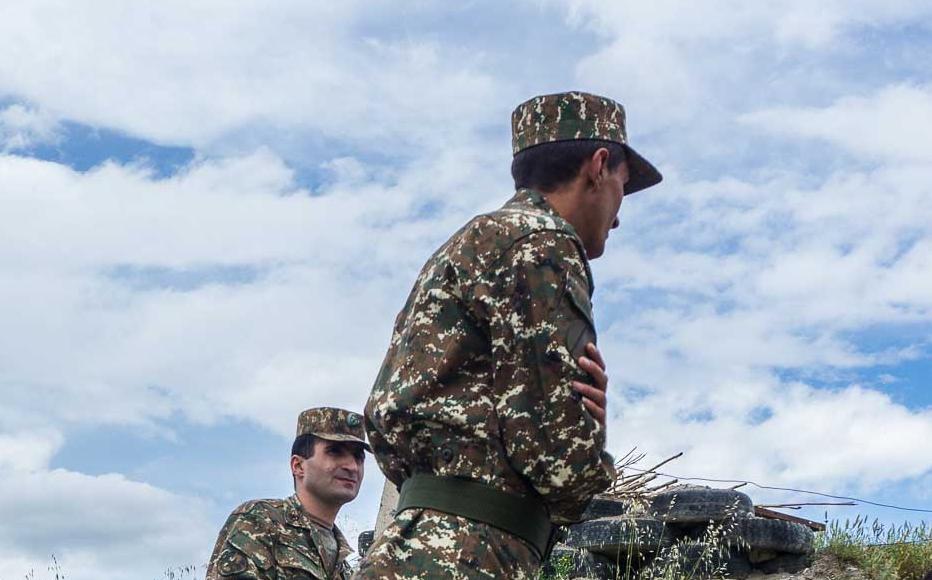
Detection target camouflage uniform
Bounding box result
[357,92,661,579]
[206,494,353,580]
[207,407,369,580]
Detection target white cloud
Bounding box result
[0,471,213,580]
[0,1,501,152]
[0,103,60,152]
[543,0,932,152]
[587,113,932,499]
[560,0,932,51]
[741,84,932,163]
[0,432,213,580]
[600,323,932,491]
[0,139,512,437]
[0,431,62,474]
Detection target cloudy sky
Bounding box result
[1,1,931,578]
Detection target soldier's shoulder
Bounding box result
[448,207,573,254]
[483,203,576,244]
[229,498,288,524]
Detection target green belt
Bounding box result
[396,474,555,559]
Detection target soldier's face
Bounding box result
[584,159,629,259]
[294,440,366,506]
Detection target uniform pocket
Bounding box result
[227,529,273,571]
[274,543,325,578]
[216,548,248,576]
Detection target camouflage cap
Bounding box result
[296,407,371,452]
[511,91,663,194]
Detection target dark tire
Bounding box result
[734,517,814,554]
[646,544,753,579]
[357,530,375,557]
[564,516,670,558]
[544,548,617,579]
[650,487,754,524]
[581,495,630,520]
[754,552,812,574]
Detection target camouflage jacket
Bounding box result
[365,188,615,523]
[206,495,353,580]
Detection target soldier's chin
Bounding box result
[586,240,606,259]
[332,482,360,500]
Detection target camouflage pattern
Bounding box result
[359,188,616,578]
[511,91,629,154]
[206,494,353,580]
[297,407,370,451]
[511,91,663,194]
[354,508,539,579]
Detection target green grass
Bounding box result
[816,517,932,580]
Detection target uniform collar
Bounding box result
[507,188,568,222]
[285,494,354,560]
[505,188,595,296]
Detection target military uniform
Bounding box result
[358,94,662,579]
[206,494,353,580]
[207,407,369,580]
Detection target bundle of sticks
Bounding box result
[607,448,683,499]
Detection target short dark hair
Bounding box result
[511,140,626,192]
[291,434,318,459]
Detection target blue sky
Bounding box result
[1,1,931,578]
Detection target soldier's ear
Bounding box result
[585,147,610,188]
[290,454,304,479]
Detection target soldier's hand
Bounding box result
[572,342,608,427]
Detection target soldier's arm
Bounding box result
[485,231,615,523]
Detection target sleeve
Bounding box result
[205,508,273,580]
[365,332,409,488]
[485,231,615,523]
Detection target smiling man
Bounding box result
[207,407,369,580]
[358,92,663,579]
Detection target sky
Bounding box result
[0,1,931,578]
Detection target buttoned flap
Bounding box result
[227,529,274,571]
[274,542,326,577]
[563,273,596,359]
[215,547,248,577]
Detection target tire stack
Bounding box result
[549,486,815,579]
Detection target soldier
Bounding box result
[207,407,370,580]
[356,91,663,578]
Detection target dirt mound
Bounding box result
[747,554,869,580]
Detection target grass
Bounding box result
[14,559,201,580]
[638,518,746,580]
[816,516,932,580]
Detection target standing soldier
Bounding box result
[207,407,369,580]
[356,91,663,579]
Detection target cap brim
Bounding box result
[314,433,373,453]
[622,144,663,195]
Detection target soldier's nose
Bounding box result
[611,217,620,229]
